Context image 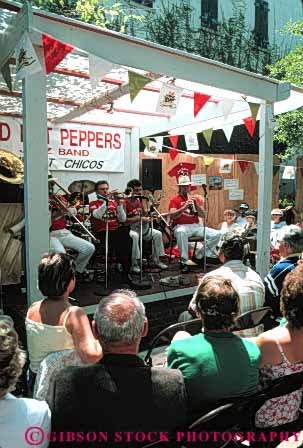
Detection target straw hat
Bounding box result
[0,149,24,184]
[177,175,192,186]
[271,208,283,216]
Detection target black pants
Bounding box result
[97,226,132,274]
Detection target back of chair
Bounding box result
[233,307,272,332]
[144,319,201,366]
[262,371,303,400]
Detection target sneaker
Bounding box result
[159,276,180,287]
[155,261,168,270]
[206,257,221,265]
[130,265,141,274]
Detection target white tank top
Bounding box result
[25,307,75,373]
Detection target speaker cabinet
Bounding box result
[142,159,162,191]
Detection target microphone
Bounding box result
[97,194,109,203]
[202,184,208,199]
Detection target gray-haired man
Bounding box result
[47,289,187,447]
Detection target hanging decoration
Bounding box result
[221,124,234,142]
[282,166,296,179]
[156,84,182,115]
[243,117,256,137]
[219,159,233,174]
[185,133,199,151]
[193,92,211,118]
[15,32,42,80]
[202,128,213,146]
[247,102,261,121]
[168,135,179,160]
[203,156,215,169]
[128,71,151,102]
[143,138,161,157]
[221,98,234,120]
[154,136,163,151]
[1,60,12,91]
[42,34,74,75]
[89,55,114,91]
[238,160,249,173]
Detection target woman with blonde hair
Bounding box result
[26,252,102,392]
[0,317,50,448]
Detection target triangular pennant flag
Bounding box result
[202,128,213,146]
[154,136,163,152]
[203,156,215,169]
[238,160,249,173]
[142,137,149,149]
[273,165,280,176]
[144,139,160,157]
[89,55,114,91]
[128,71,150,102]
[15,33,42,80]
[1,60,12,91]
[42,34,74,75]
[193,92,211,118]
[243,117,256,137]
[248,102,261,121]
[221,124,234,142]
[185,133,199,151]
[254,162,259,176]
[168,135,179,160]
[221,98,234,120]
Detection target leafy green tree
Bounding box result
[267,22,303,161]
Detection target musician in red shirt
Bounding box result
[49,189,95,277]
[124,179,167,274]
[169,175,221,273]
[89,180,132,282]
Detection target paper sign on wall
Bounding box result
[224,179,239,190]
[191,174,206,186]
[229,189,244,200]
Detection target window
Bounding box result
[254,0,269,48]
[130,0,153,7]
[201,0,218,30]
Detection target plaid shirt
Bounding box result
[190,260,265,337]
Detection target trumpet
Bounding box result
[107,187,133,200]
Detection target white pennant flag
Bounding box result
[15,32,42,80]
[254,162,259,176]
[89,54,114,91]
[144,138,159,157]
[221,98,234,120]
[154,136,163,151]
[221,124,234,142]
[156,84,182,116]
[282,166,296,179]
[185,133,199,151]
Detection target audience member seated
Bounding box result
[26,253,102,394]
[235,202,250,229]
[0,317,51,448]
[270,208,287,247]
[187,234,265,337]
[220,209,241,236]
[47,289,187,447]
[167,276,260,420]
[242,210,258,237]
[255,263,303,428]
[264,225,303,319]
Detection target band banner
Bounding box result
[0,117,126,172]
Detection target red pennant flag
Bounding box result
[238,160,249,173]
[194,93,211,118]
[243,117,256,137]
[168,135,179,160]
[42,34,74,75]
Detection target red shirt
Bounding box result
[89,199,120,232]
[169,194,203,226]
[49,195,66,231]
[125,198,141,220]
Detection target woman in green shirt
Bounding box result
[167,275,260,420]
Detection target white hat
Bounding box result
[177,175,192,186]
[271,208,283,216]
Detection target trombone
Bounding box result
[49,178,97,242]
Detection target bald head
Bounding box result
[94,290,146,348]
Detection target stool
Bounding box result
[169,233,204,263]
